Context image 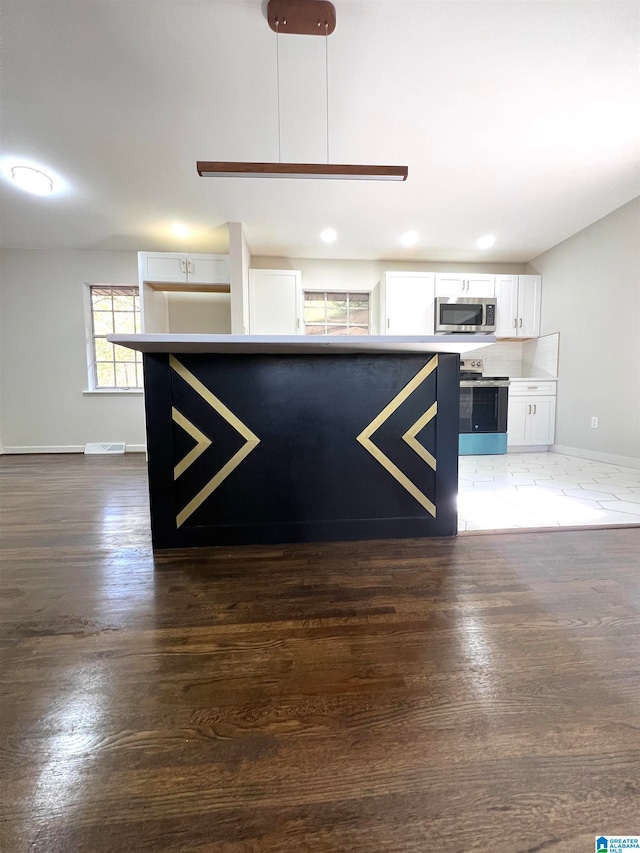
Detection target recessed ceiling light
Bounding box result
[172,223,190,238]
[11,165,53,195]
[476,234,496,250]
[401,230,419,247]
[320,228,337,243]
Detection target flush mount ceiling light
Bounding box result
[197,0,407,182]
[11,165,53,195]
[476,234,496,249]
[320,227,337,243]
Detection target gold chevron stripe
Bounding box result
[356,355,438,518]
[170,356,260,528]
[402,401,437,471]
[358,356,438,440]
[172,407,212,480]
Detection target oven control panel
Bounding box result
[460,358,484,373]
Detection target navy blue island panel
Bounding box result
[142,351,460,549]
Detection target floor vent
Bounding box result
[84,442,126,455]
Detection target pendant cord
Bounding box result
[276,20,282,163]
[325,22,329,164]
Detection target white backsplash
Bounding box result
[465,341,525,376]
[523,333,559,378]
[465,333,558,378]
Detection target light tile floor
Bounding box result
[458,452,640,532]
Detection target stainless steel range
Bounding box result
[459,358,510,455]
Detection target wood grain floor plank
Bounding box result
[1,454,639,852]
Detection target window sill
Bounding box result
[82,389,144,396]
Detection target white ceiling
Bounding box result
[1,0,638,262]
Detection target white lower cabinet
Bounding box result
[383,272,435,334]
[249,269,302,334]
[508,381,556,447]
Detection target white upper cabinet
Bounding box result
[185,254,230,285]
[138,252,230,285]
[495,274,541,337]
[140,252,188,283]
[518,275,542,337]
[383,272,435,335]
[494,275,519,336]
[138,251,232,333]
[435,273,494,298]
[249,269,302,335]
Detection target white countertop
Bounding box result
[509,376,558,382]
[108,333,496,355]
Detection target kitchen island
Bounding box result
[110,334,494,549]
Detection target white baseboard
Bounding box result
[3,445,85,454]
[3,444,147,454]
[551,444,640,470]
[508,445,550,453]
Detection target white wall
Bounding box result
[0,248,146,452]
[527,196,640,465]
[252,257,525,280]
[167,291,231,333]
[0,263,3,452]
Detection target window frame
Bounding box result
[302,288,372,336]
[83,283,144,394]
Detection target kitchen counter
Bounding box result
[109,333,495,355]
[112,334,470,549]
[510,376,558,382]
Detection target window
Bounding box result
[89,286,143,389]
[303,291,370,335]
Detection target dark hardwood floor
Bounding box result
[1,454,639,852]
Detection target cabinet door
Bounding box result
[384,273,435,334]
[465,275,495,297]
[140,252,187,283]
[494,275,518,336]
[435,274,494,297]
[507,397,529,445]
[434,274,465,297]
[528,396,556,445]
[518,275,541,337]
[187,254,230,285]
[249,270,301,334]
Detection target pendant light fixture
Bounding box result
[197,0,408,182]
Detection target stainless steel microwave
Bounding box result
[435,297,497,333]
